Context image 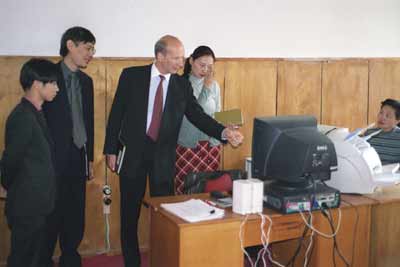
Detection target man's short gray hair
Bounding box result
[154,38,167,57]
[154,35,181,57]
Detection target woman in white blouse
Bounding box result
[175,46,222,194]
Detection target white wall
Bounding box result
[1,0,400,57]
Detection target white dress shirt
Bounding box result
[146,64,171,131]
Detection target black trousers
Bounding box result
[120,136,173,267]
[44,144,86,267]
[7,215,46,267]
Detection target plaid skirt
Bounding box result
[175,141,221,195]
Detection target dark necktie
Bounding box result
[68,74,87,149]
[147,75,165,141]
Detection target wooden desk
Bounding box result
[145,194,374,267]
[365,186,400,267]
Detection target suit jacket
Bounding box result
[43,62,94,177]
[103,64,225,196]
[1,98,56,217]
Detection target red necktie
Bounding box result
[147,75,165,141]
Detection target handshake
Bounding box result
[222,126,244,147]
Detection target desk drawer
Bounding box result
[243,214,305,247]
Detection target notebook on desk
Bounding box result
[161,199,224,223]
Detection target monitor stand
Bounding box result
[263,180,340,214]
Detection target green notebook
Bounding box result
[214,108,243,126]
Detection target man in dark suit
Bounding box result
[104,35,243,267]
[42,26,96,267]
[1,58,59,267]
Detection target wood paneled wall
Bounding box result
[277,60,322,119]
[322,60,369,129]
[369,59,400,124]
[1,57,400,264]
[223,61,277,169]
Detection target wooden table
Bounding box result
[365,186,400,267]
[145,193,374,267]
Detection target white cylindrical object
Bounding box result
[233,180,252,215]
[249,178,264,213]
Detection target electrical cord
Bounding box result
[320,207,338,267]
[239,215,254,267]
[299,207,341,238]
[304,228,315,267]
[105,213,111,252]
[336,199,359,267]
[240,212,285,267]
[284,213,312,267]
[242,206,342,267]
[255,213,268,267]
[321,205,350,267]
[322,178,361,266]
[103,142,111,253]
[258,213,285,267]
[255,213,267,267]
[306,229,316,267]
[303,178,317,267]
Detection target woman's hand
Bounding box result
[204,65,214,88]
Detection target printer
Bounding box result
[319,126,400,194]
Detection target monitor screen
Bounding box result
[251,115,337,188]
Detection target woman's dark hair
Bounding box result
[183,45,216,77]
[59,26,96,57]
[20,58,58,91]
[381,98,400,120]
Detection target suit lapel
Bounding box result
[158,74,179,141]
[56,62,72,117]
[36,113,54,148]
[77,71,85,101]
[142,65,152,106]
[141,65,152,132]
[77,70,88,127]
[22,99,54,147]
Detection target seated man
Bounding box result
[364,98,400,165]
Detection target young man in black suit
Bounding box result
[42,26,96,267]
[104,35,243,267]
[1,58,59,267]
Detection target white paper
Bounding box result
[161,199,225,223]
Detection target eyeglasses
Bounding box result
[85,45,96,55]
[196,62,214,71]
[76,42,96,55]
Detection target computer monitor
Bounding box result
[251,115,337,191]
